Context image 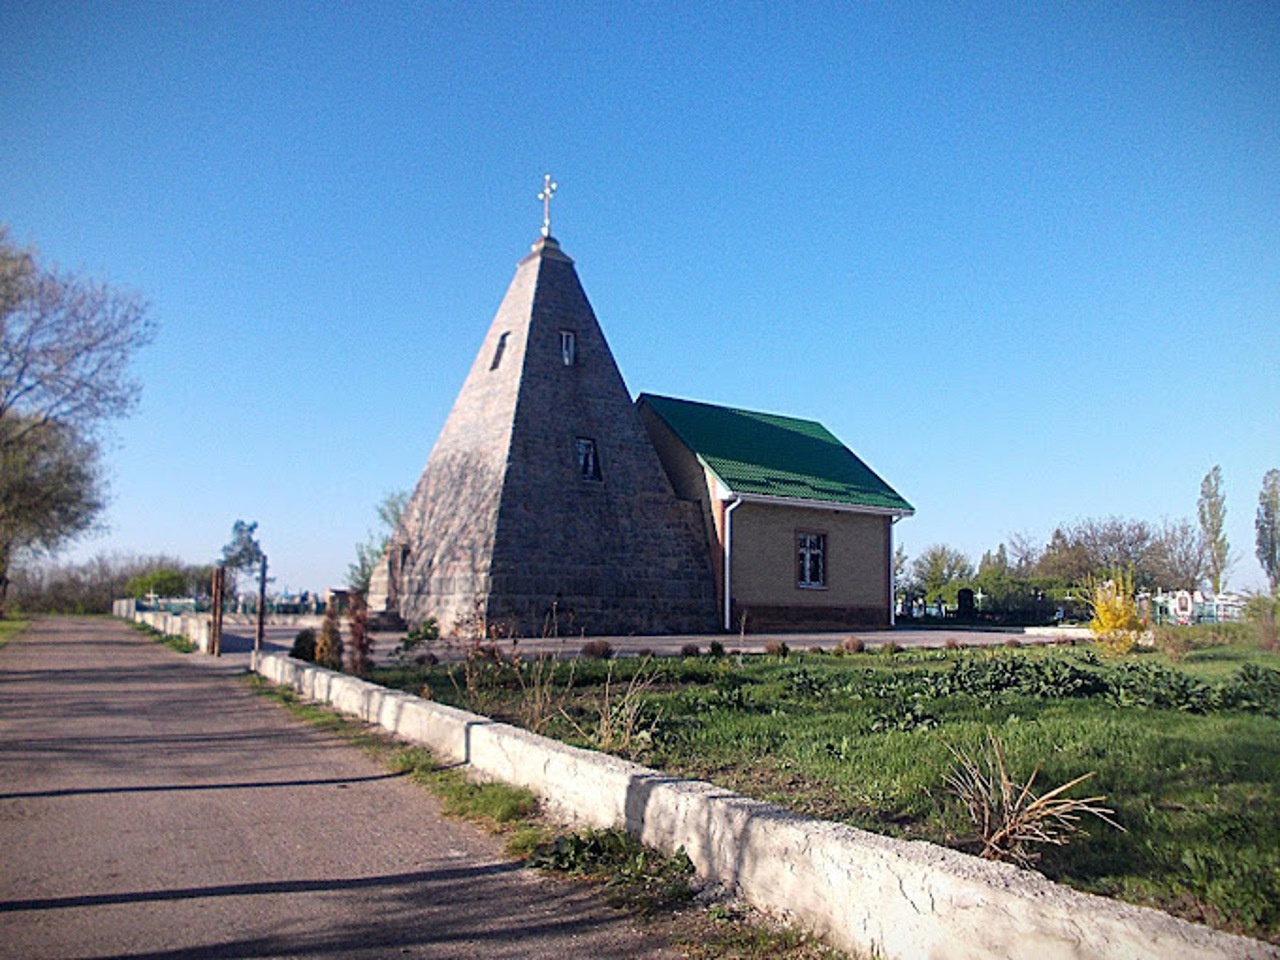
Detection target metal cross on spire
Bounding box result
[537,174,557,238]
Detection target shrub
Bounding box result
[393,617,440,665]
[290,628,316,662]
[808,645,825,655]
[315,606,344,669]
[1004,637,1023,649]
[579,639,614,660]
[880,640,901,656]
[1086,568,1142,656]
[708,640,726,658]
[680,643,700,657]
[943,637,963,651]
[345,595,372,676]
[764,640,789,658]
[841,635,865,653]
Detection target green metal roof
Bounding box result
[639,393,913,513]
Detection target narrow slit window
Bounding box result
[560,330,577,366]
[490,332,509,371]
[796,532,826,589]
[575,437,603,481]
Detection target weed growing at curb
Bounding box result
[125,619,196,653]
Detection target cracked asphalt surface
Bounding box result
[0,617,675,959]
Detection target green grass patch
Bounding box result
[370,642,1280,944]
[125,618,197,654]
[0,618,31,649]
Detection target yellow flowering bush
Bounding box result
[1086,567,1143,656]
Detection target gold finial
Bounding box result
[537,174,557,238]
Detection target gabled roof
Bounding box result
[638,393,914,515]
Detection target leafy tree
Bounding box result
[220,519,264,592]
[1257,468,1280,593]
[910,544,973,598]
[1198,465,1232,593]
[347,489,408,596]
[1037,527,1093,584]
[0,419,103,617]
[125,568,188,599]
[0,226,155,618]
[978,543,1011,578]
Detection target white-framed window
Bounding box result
[575,437,602,481]
[560,330,577,366]
[796,532,827,589]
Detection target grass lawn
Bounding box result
[369,640,1280,944]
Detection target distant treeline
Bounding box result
[8,553,215,615]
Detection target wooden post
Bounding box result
[255,555,268,655]
[211,566,224,657]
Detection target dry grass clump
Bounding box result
[942,730,1123,867]
[680,643,701,657]
[841,636,865,653]
[764,640,790,657]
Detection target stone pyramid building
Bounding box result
[367,233,719,637]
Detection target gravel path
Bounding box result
[0,617,675,959]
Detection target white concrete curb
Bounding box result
[113,599,214,653]
[251,651,1277,960]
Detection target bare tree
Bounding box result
[1149,519,1206,591]
[0,227,155,441]
[1006,532,1042,578]
[1257,469,1280,594]
[0,227,155,617]
[1198,465,1232,593]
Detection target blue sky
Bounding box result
[3,1,1277,594]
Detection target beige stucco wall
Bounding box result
[730,501,889,609]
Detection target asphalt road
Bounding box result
[0,617,675,959]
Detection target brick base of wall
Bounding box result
[735,603,890,632]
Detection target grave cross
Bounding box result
[538,174,557,237]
